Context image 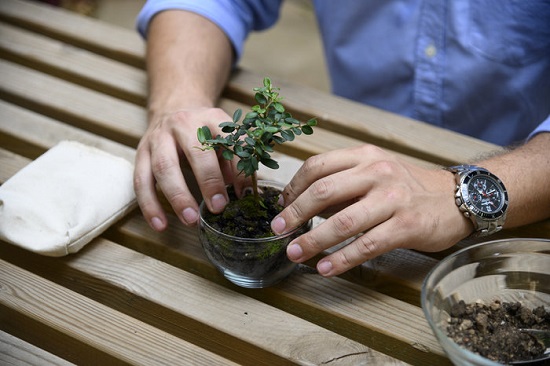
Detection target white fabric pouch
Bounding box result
[0,141,136,256]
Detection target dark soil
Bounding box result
[202,185,283,239]
[447,300,550,364]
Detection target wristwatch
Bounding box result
[447,165,509,237]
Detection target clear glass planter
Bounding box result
[198,181,311,288]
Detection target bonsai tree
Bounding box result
[196,77,317,288]
[197,77,317,205]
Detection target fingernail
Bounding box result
[151,217,164,231]
[182,207,198,225]
[211,194,227,212]
[287,243,303,261]
[271,216,286,234]
[317,261,333,276]
[277,194,284,206]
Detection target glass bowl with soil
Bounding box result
[198,180,311,289]
[421,238,550,365]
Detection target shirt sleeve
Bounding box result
[528,114,550,140]
[136,0,283,60]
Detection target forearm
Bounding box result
[479,132,550,227]
[145,10,234,116]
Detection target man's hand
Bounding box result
[271,144,473,276]
[134,107,245,231]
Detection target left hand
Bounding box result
[270,144,472,276]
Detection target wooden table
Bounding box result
[1,1,548,365]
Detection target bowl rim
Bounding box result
[198,180,311,243]
[420,237,550,365]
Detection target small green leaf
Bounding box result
[219,121,236,128]
[291,127,302,135]
[307,118,318,126]
[265,126,279,133]
[255,93,267,105]
[222,150,234,160]
[197,127,206,144]
[198,126,212,143]
[221,125,235,133]
[261,158,279,170]
[236,159,246,175]
[281,129,295,141]
[301,125,314,135]
[233,109,242,123]
[273,102,285,113]
[251,156,259,171]
[235,145,250,158]
[252,105,266,114]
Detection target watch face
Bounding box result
[461,170,508,219]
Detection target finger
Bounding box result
[134,146,168,231]
[282,145,385,206]
[317,209,430,277]
[180,134,229,214]
[272,164,370,235]
[282,149,358,206]
[285,189,394,264]
[315,219,403,277]
[150,137,200,225]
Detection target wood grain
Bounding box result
[0,259,240,365]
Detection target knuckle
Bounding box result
[310,177,334,201]
[133,172,150,192]
[354,234,380,259]
[302,231,324,252]
[358,144,384,156]
[166,190,187,205]
[152,155,179,178]
[338,250,354,269]
[332,211,357,237]
[301,154,323,176]
[370,160,398,177]
[286,202,305,223]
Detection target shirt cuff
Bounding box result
[528,114,550,140]
[136,0,276,61]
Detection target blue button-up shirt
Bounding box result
[137,0,550,146]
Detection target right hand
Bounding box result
[134,107,246,231]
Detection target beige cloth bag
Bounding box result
[0,141,137,256]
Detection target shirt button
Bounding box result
[425,44,437,58]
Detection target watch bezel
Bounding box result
[459,169,509,220]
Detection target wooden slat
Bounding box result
[0,100,135,162]
[0,259,240,366]
[0,0,145,68]
[0,22,146,105]
[0,59,145,148]
[0,146,31,178]
[0,330,75,366]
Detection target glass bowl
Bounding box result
[421,238,550,365]
[198,180,311,288]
